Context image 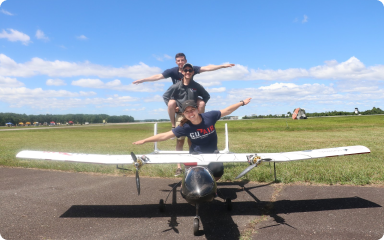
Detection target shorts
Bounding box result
[175,113,185,140]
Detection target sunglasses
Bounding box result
[183,69,194,73]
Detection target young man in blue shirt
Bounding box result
[133,53,235,128]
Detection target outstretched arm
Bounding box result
[220,98,252,118]
[200,63,235,73]
[133,73,164,85]
[132,130,175,145]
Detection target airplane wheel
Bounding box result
[193,218,199,236]
[159,199,165,212]
[226,198,232,211]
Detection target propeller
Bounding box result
[235,155,272,179]
[131,152,140,195]
[235,164,258,179]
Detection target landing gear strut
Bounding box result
[193,203,200,235]
[226,198,232,211]
[159,199,165,212]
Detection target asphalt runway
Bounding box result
[1,167,383,240]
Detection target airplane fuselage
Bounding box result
[180,166,217,205]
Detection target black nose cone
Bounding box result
[182,167,216,203]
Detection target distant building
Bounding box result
[355,108,359,114]
[221,116,238,120]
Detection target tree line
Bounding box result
[304,107,384,117]
[0,113,134,126]
[242,107,384,119]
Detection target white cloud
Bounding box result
[35,30,49,41]
[221,82,384,107]
[204,95,229,107]
[153,54,172,62]
[124,107,146,111]
[76,35,88,40]
[46,79,66,86]
[0,54,162,79]
[72,78,104,88]
[198,81,222,87]
[302,15,308,23]
[197,57,384,82]
[0,87,96,100]
[207,87,226,93]
[0,29,30,45]
[308,57,384,80]
[2,54,384,89]
[144,94,164,102]
[0,87,140,109]
[0,76,25,87]
[194,64,250,81]
[246,67,309,81]
[228,83,336,102]
[152,108,166,112]
[1,9,13,15]
[71,78,163,92]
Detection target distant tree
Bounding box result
[0,113,135,125]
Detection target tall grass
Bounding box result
[1,115,383,185]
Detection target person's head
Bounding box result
[182,63,194,80]
[181,100,199,121]
[175,53,187,69]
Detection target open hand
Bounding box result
[243,97,252,105]
[132,140,145,145]
[132,80,143,85]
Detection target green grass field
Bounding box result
[1,115,383,185]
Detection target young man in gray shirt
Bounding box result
[133,53,234,128]
[163,63,210,175]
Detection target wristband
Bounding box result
[240,100,245,106]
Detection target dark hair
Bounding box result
[175,53,186,59]
[179,114,190,127]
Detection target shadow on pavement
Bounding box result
[60,186,380,239]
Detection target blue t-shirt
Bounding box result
[162,66,201,84]
[172,111,222,153]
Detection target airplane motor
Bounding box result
[235,155,272,179]
[131,152,149,195]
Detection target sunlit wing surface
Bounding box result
[16,151,134,165]
[16,145,370,165]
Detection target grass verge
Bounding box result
[1,115,383,185]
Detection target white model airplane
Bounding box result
[16,123,370,235]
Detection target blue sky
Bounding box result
[1,0,384,120]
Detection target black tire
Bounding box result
[226,198,232,211]
[193,218,199,236]
[159,199,165,212]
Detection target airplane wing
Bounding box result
[16,151,134,165]
[16,145,370,165]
